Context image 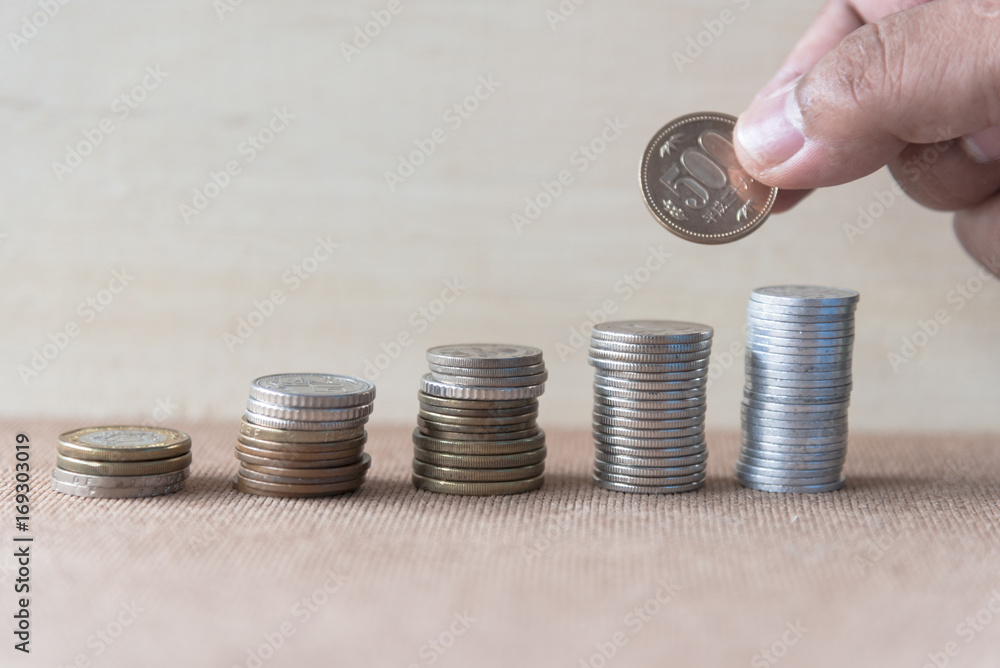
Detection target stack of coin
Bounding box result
[412,344,547,495]
[234,373,375,498]
[52,426,191,498]
[737,286,859,493]
[588,320,713,494]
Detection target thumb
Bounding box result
[733,0,1000,189]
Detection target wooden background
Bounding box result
[2,0,998,431]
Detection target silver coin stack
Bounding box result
[588,320,713,494]
[234,373,375,498]
[737,286,859,493]
[413,344,547,496]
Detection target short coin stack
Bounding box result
[412,344,547,495]
[737,286,859,493]
[52,426,191,498]
[234,373,375,498]
[588,320,713,494]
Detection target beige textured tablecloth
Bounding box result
[2,421,999,667]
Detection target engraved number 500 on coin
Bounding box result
[639,112,778,244]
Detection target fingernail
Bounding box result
[737,80,805,169]
[961,126,1000,163]
[753,67,800,102]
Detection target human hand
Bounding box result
[733,0,1000,276]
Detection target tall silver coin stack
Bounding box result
[234,373,375,498]
[588,320,713,494]
[412,344,547,496]
[737,286,860,493]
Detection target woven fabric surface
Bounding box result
[1,421,999,667]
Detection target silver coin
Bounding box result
[593,414,704,429]
[746,316,855,331]
[594,405,706,421]
[589,357,710,373]
[741,435,848,450]
[417,402,538,418]
[743,428,848,443]
[746,340,854,357]
[746,351,852,366]
[594,460,707,478]
[246,397,373,422]
[593,373,708,389]
[595,450,707,467]
[243,411,368,431]
[593,383,706,401]
[747,332,855,347]
[594,435,706,451]
[736,473,846,493]
[747,327,856,341]
[751,285,860,306]
[413,446,546,469]
[739,445,846,463]
[51,467,190,488]
[738,453,844,471]
[425,344,543,368]
[595,395,706,410]
[589,338,713,354]
[742,399,849,414]
[427,362,546,377]
[594,424,704,438]
[746,365,853,380]
[746,304,856,318]
[744,387,852,402]
[735,462,844,481]
[593,476,704,494]
[593,469,705,487]
[250,373,375,408]
[735,463,845,482]
[745,374,854,388]
[428,370,548,388]
[413,429,545,455]
[588,348,712,364]
[596,442,706,459]
[591,320,713,344]
[742,407,850,421]
[51,477,186,499]
[420,374,545,400]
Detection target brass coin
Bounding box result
[57,426,191,462]
[237,432,367,454]
[417,425,541,441]
[232,473,366,498]
[639,112,777,244]
[416,416,537,434]
[417,402,538,418]
[241,453,371,480]
[239,419,365,443]
[412,459,544,483]
[413,429,545,455]
[56,452,192,477]
[235,448,364,468]
[410,472,544,495]
[417,392,537,410]
[413,446,546,469]
[417,409,538,426]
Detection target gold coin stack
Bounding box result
[411,344,547,496]
[234,373,375,498]
[52,426,191,499]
